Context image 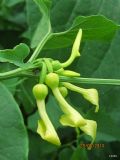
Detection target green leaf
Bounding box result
[0,63,19,94]
[34,0,52,15]
[71,147,88,160]
[18,78,36,114]
[44,15,119,49]
[31,0,52,48]
[0,0,26,30]
[86,109,120,142]
[50,0,120,31]
[59,148,73,160]
[4,0,24,7]
[0,43,30,66]
[0,82,28,160]
[2,78,18,94]
[28,131,57,160]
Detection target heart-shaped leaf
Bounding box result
[0,82,28,160]
[0,43,30,66]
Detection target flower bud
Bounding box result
[59,70,80,77]
[33,84,48,100]
[45,73,59,89]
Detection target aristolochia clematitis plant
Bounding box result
[32,29,99,148]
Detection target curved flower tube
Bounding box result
[45,73,87,127]
[80,119,97,149]
[33,84,61,146]
[45,73,97,146]
[62,29,82,68]
[37,100,61,146]
[63,82,99,112]
[57,88,97,146]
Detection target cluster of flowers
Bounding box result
[32,29,99,147]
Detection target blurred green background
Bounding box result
[0,0,120,159]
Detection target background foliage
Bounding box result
[0,0,120,159]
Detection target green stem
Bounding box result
[75,127,80,146]
[60,76,120,85]
[0,68,22,79]
[0,59,42,80]
[28,33,52,62]
[1,69,120,86]
[39,62,47,83]
[44,58,53,73]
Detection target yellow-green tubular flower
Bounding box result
[33,84,61,146]
[80,119,97,149]
[62,29,82,68]
[63,82,99,112]
[37,100,61,146]
[45,73,87,127]
[45,73,97,146]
